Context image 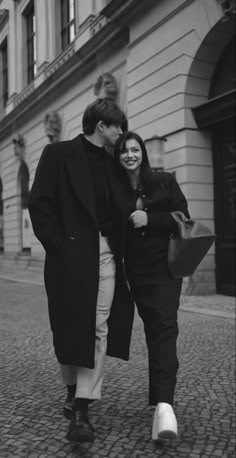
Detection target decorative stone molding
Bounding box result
[77,14,96,36]
[13,134,25,160]
[14,81,35,108]
[44,111,62,143]
[94,72,119,102]
[44,42,75,80]
[90,14,108,36]
[217,0,236,19]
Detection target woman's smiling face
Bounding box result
[119,138,143,174]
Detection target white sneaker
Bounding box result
[152,403,178,440]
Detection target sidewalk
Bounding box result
[0,267,235,319]
[1,269,235,458]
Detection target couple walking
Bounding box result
[29,98,189,443]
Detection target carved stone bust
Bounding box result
[13,134,25,160]
[44,111,62,143]
[94,73,119,102]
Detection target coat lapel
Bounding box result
[64,134,97,226]
[106,160,129,257]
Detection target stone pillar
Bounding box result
[46,0,57,61]
[94,0,104,15]
[77,0,94,25]
[75,0,95,51]
[35,0,48,71]
[6,2,17,111]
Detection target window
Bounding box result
[19,161,30,210]
[61,0,75,50]
[25,2,37,83]
[1,38,8,107]
[18,161,31,252]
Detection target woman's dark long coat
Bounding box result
[29,134,134,368]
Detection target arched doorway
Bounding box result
[193,38,235,296]
[0,178,3,251]
[211,40,235,296]
[213,117,235,295]
[18,161,31,252]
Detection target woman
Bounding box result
[114,131,190,441]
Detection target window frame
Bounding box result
[60,0,76,50]
[1,37,8,107]
[24,1,37,84]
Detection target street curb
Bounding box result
[0,274,235,320]
[0,274,44,286]
[179,305,235,320]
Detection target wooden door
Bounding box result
[213,118,236,296]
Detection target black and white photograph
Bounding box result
[0,0,235,457]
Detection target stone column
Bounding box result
[6,2,17,112]
[77,0,94,26]
[46,0,57,61]
[35,0,48,71]
[94,0,104,15]
[75,0,95,51]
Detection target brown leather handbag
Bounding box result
[168,211,216,278]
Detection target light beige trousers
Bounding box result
[60,234,116,400]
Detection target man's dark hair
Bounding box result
[82,98,126,135]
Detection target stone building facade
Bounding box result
[0,0,235,295]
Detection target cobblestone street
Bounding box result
[0,277,235,458]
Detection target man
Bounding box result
[29,98,134,443]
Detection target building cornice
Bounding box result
[0,21,129,140]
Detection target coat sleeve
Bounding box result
[147,173,190,234]
[28,145,64,252]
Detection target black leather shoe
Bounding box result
[63,385,76,420]
[67,410,94,443]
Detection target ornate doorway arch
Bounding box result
[193,36,235,296]
[211,40,235,296]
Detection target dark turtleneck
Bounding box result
[82,135,112,235]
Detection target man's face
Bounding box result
[101,124,122,147]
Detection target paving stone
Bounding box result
[0,278,235,457]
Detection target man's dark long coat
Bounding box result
[29,134,134,368]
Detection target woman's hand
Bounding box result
[129,210,148,228]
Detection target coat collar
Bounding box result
[64,134,97,226]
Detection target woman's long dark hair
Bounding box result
[114,131,155,194]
